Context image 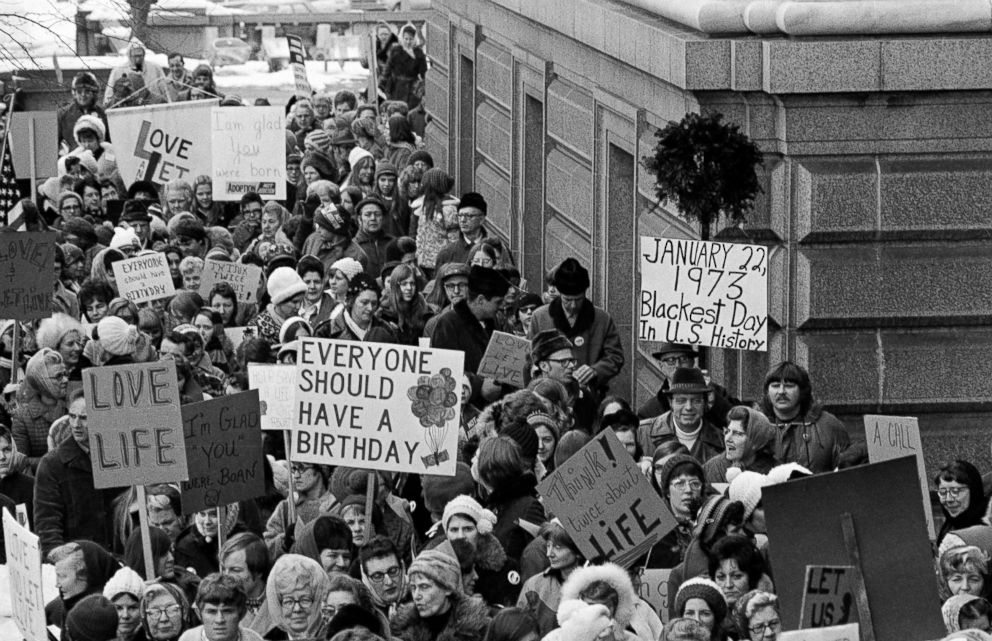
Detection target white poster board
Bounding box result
[639,236,768,351]
[2,509,46,641]
[864,415,935,539]
[210,106,286,201]
[248,363,296,431]
[780,624,859,641]
[112,252,175,303]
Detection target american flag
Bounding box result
[0,131,23,229]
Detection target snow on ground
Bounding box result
[0,0,78,58]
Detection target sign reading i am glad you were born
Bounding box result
[211,106,286,201]
[83,362,189,489]
[3,509,46,641]
[639,236,768,351]
[112,252,175,303]
[0,232,55,321]
[293,337,463,476]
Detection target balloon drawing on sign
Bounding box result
[407,367,458,468]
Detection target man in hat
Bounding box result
[329,129,358,177]
[434,192,489,270]
[423,262,471,337]
[636,367,723,470]
[354,196,395,280]
[528,257,624,400]
[57,72,110,153]
[530,329,576,386]
[119,199,152,249]
[428,265,510,404]
[638,342,739,428]
[301,199,369,274]
[104,42,166,106]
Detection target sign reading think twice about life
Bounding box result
[477,331,530,388]
[800,566,857,629]
[293,337,463,476]
[112,252,175,303]
[211,106,286,201]
[180,390,265,514]
[3,509,46,641]
[84,362,189,489]
[199,259,264,304]
[864,415,935,540]
[248,363,295,431]
[538,429,676,568]
[0,232,55,321]
[639,236,768,351]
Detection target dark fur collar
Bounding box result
[548,297,595,337]
[390,595,490,641]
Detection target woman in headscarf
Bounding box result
[125,526,201,605]
[266,554,331,640]
[731,590,781,641]
[12,348,68,470]
[140,581,195,641]
[935,461,989,547]
[704,406,778,484]
[90,246,127,295]
[45,540,121,636]
[317,273,397,343]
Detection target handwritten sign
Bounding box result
[107,101,216,188]
[0,232,55,321]
[210,106,286,201]
[10,111,58,178]
[800,566,857,629]
[112,252,175,303]
[248,363,295,431]
[639,236,768,351]
[293,337,463,475]
[637,569,672,623]
[199,259,264,304]
[287,34,313,98]
[780,624,859,641]
[538,429,676,568]
[180,391,265,514]
[477,331,530,387]
[83,362,189,489]
[3,508,47,641]
[864,415,935,540]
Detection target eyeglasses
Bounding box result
[280,597,314,610]
[938,486,969,499]
[547,357,578,367]
[443,282,468,292]
[670,479,703,491]
[368,566,402,583]
[660,355,694,366]
[290,465,314,476]
[147,605,182,619]
[61,204,82,212]
[749,620,781,636]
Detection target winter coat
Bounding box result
[381,44,428,107]
[0,471,35,529]
[763,403,851,474]
[638,380,740,428]
[300,233,369,276]
[703,407,779,483]
[317,308,399,344]
[528,298,624,396]
[425,530,522,607]
[175,522,246,579]
[434,230,488,271]
[12,389,66,470]
[390,594,490,641]
[263,489,338,560]
[354,228,395,280]
[484,473,545,563]
[412,195,459,269]
[518,568,566,637]
[555,563,647,641]
[34,436,124,556]
[56,102,110,150]
[637,411,724,466]
[427,299,494,403]
[246,306,289,346]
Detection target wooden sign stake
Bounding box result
[364,471,375,542]
[284,430,296,525]
[840,512,875,641]
[135,485,156,581]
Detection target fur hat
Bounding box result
[727,470,770,521]
[65,594,119,641]
[442,495,496,535]
[501,423,539,462]
[421,462,475,516]
[421,168,454,194]
[408,547,461,593]
[674,577,728,624]
[103,566,144,600]
[36,313,84,351]
[551,257,590,295]
[74,114,106,143]
[97,316,141,357]
[267,266,307,305]
[172,217,207,242]
[468,265,510,299]
[556,600,613,641]
[531,329,573,364]
[559,563,637,630]
[458,192,487,215]
[355,196,387,216]
[330,257,364,283]
[408,150,434,168]
[69,150,99,177]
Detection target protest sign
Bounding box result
[293,337,463,475]
[112,252,175,303]
[3,509,46,641]
[763,458,943,641]
[477,331,530,387]
[83,362,189,489]
[108,101,216,188]
[864,415,935,539]
[199,259,263,304]
[225,327,248,351]
[210,106,286,201]
[180,390,265,514]
[779,624,859,641]
[248,363,295,431]
[639,236,768,351]
[10,111,58,179]
[637,569,672,624]
[800,566,857,629]
[538,429,676,568]
[0,232,55,320]
[287,34,313,98]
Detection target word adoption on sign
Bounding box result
[210,106,286,201]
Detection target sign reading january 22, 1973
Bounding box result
[639,236,768,351]
[293,337,463,476]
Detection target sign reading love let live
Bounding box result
[3,509,46,641]
[211,106,286,201]
[0,232,55,321]
[83,362,189,489]
[293,337,463,476]
[538,429,676,568]
[199,259,263,304]
[639,236,768,351]
[180,390,265,514]
[477,331,530,388]
[864,414,935,539]
[112,252,176,303]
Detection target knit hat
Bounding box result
[527,412,560,441]
[675,578,728,624]
[74,114,107,143]
[408,547,461,593]
[556,600,613,641]
[442,495,496,534]
[62,217,98,245]
[693,495,742,544]
[766,462,813,485]
[72,71,99,90]
[331,129,358,147]
[421,168,454,194]
[120,199,151,223]
[727,470,770,521]
[172,217,207,242]
[554,430,590,468]
[355,196,387,216]
[305,129,332,152]
[65,594,119,641]
[458,192,487,215]
[26,348,66,399]
[103,566,144,600]
[551,257,590,295]
[408,150,434,168]
[468,265,510,298]
[657,454,704,499]
[301,150,337,180]
[330,257,364,283]
[437,262,470,283]
[944,594,981,633]
[58,190,83,211]
[531,329,573,363]
[97,315,141,357]
[374,161,398,180]
[110,227,139,251]
[501,423,539,462]
[267,266,307,305]
[315,203,350,235]
[421,462,475,516]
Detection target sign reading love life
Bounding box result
[639,236,768,351]
[293,337,464,476]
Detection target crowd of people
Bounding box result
[0,34,987,641]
